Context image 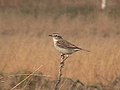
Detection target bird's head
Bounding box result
[49,33,63,41]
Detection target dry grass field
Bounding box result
[0,0,120,90]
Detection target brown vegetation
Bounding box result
[0,0,120,89]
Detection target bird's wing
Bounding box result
[56,40,80,49]
[57,40,90,52]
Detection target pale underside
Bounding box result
[54,39,80,55]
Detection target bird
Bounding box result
[49,33,90,59]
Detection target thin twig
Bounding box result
[71,80,85,90]
[10,65,43,90]
[59,79,67,90]
[54,55,68,90]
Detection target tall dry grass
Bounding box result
[0,11,120,86]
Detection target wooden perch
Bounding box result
[54,54,68,90]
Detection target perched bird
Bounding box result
[49,33,90,59]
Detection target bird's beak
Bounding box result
[49,34,53,37]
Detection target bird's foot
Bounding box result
[60,53,65,59]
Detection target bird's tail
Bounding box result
[80,48,90,52]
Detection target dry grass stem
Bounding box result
[10,65,43,90]
[7,74,51,78]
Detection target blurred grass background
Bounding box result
[0,0,120,87]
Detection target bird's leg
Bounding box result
[60,53,65,60]
[65,54,69,59]
[60,54,69,65]
[60,53,65,65]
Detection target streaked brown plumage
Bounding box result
[49,33,90,55]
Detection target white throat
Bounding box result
[52,37,58,42]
